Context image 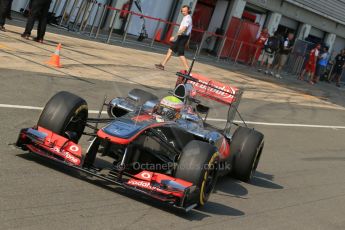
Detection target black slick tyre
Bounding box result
[37,91,88,143]
[230,127,264,182]
[174,140,219,207]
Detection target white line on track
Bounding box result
[1,103,345,129]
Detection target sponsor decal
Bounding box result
[141,172,151,179]
[64,152,80,165]
[69,145,79,152]
[188,79,236,100]
[51,146,80,165]
[127,179,164,193]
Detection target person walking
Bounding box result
[155,5,192,71]
[21,0,53,43]
[0,0,13,31]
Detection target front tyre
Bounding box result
[37,91,88,143]
[174,140,219,207]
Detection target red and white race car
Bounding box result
[16,71,264,212]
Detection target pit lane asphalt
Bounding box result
[1,25,345,230]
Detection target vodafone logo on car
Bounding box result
[134,171,153,181]
[127,179,163,193]
[65,152,80,165]
[69,145,79,152]
[51,146,81,165]
[141,172,151,179]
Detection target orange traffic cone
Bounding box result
[47,43,62,68]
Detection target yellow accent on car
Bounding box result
[199,152,219,205]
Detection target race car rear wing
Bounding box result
[176,71,240,105]
[176,71,245,137]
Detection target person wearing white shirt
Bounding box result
[155,5,193,71]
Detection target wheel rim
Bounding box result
[204,165,217,195]
[200,154,219,205]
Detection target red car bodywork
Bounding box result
[18,125,195,206]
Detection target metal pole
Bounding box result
[89,3,101,37]
[292,55,300,74]
[107,10,118,44]
[66,0,78,27]
[82,0,97,32]
[327,63,334,81]
[122,12,133,44]
[217,36,227,61]
[296,56,305,76]
[197,31,207,56]
[150,20,161,47]
[73,0,86,30]
[251,46,259,66]
[52,0,60,13]
[234,41,243,64]
[79,0,92,31]
[95,4,107,39]
[59,0,71,26]
[298,56,304,75]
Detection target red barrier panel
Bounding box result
[92,4,262,65]
[220,17,260,63]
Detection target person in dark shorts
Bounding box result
[155,5,192,71]
[272,33,294,78]
[329,49,345,87]
[21,0,53,43]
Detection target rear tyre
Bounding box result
[37,91,88,143]
[174,140,219,207]
[230,127,264,182]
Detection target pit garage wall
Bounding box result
[127,0,174,39]
[333,37,345,56]
[246,0,345,38]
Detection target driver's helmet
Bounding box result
[156,96,184,120]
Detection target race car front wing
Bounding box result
[15,127,198,212]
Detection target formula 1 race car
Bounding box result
[16,71,264,212]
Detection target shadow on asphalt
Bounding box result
[251,171,284,189]
[214,171,283,198]
[16,152,245,220]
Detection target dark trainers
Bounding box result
[21,33,30,39]
[155,63,164,70]
[34,37,44,43]
[0,26,6,32]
